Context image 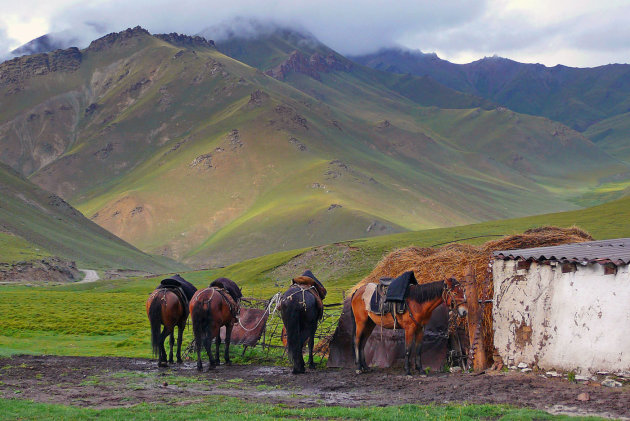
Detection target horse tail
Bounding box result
[148,293,163,357]
[280,297,301,368]
[191,296,211,356]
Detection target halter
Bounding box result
[442,280,466,310]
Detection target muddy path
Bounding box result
[1,355,628,419]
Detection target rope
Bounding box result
[236,292,282,332]
[430,234,504,248]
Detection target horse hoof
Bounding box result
[309,363,316,370]
[355,369,362,374]
[158,361,168,368]
[225,361,232,366]
[177,359,183,364]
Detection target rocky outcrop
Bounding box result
[0,257,80,283]
[0,48,82,93]
[86,26,150,52]
[155,33,215,49]
[265,50,352,81]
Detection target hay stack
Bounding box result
[351,226,593,366]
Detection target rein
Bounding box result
[282,284,317,310]
[236,292,282,332]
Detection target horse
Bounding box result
[189,277,242,371]
[280,271,327,374]
[146,288,189,367]
[350,277,468,375]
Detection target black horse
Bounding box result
[280,270,326,374]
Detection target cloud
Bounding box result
[41,0,487,55]
[0,0,628,67]
[0,25,18,61]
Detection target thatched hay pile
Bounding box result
[351,226,593,366]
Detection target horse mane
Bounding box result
[407,280,444,303]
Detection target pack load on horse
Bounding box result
[189,277,242,371]
[350,271,468,375]
[146,274,197,367]
[280,270,327,374]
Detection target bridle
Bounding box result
[442,280,467,310]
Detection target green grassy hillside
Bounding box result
[0,163,185,271]
[1,27,628,267]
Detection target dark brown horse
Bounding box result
[280,271,327,374]
[189,278,241,371]
[351,277,467,375]
[146,288,188,367]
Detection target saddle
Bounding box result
[369,278,408,315]
[155,284,190,316]
[214,288,240,318]
[291,272,327,320]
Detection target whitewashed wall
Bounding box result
[493,259,630,374]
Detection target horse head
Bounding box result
[443,277,468,317]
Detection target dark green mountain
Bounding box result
[351,48,630,132]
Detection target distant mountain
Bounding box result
[351,48,630,132]
[0,162,185,272]
[11,34,78,56]
[1,27,628,267]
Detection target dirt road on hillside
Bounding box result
[77,269,99,283]
[0,355,628,419]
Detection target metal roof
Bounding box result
[493,238,630,266]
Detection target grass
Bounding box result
[0,233,50,264]
[0,397,607,420]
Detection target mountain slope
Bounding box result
[0,163,185,271]
[584,112,630,164]
[1,27,628,267]
[351,48,630,132]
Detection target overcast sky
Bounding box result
[0,0,628,67]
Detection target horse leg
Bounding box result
[168,330,175,364]
[215,329,222,366]
[224,323,233,366]
[158,326,169,367]
[415,328,425,373]
[307,323,316,369]
[353,317,374,373]
[404,327,416,376]
[196,332,204,372]
[176,321,185,364]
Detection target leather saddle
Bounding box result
[156,284,189,316]
[369,277,407,315]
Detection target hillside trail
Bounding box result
[77,269,99,283]
[0,355,627,419]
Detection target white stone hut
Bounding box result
[492,238,630,374]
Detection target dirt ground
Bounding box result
[1,355,628,419]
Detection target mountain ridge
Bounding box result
[1,27,628,267]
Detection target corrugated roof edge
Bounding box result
[493,238,630,267]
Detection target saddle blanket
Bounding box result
[362,283,406,316]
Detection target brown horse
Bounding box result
[189,278,241,371]
[146,288,188,367]
[350,277,468,375]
